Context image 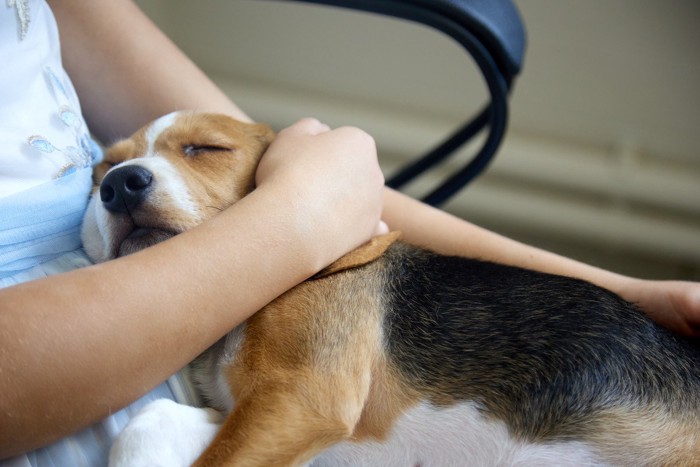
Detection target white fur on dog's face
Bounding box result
[81,111,274,263]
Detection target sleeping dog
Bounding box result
[82,112,700,466]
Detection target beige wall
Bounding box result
[137,0,700,280]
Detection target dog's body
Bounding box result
[82,112,700,466]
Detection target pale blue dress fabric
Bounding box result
[1,1,199,465]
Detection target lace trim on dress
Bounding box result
[26,67,99,178]
[7,0,30,40]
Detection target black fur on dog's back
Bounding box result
[381,241,700,442]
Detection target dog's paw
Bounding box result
[108,398,223,467]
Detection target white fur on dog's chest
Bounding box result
[313,402,603,467]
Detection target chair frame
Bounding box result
[279,0,526,205]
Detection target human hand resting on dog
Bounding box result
[617,279,700,337]
[255,117,389,263]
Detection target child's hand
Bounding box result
[255,118,386,262]
[620,279,700,336]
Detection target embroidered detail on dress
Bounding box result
[26,67,99,179]
[7,0,30,40]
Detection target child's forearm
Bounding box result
[382,187,626,288]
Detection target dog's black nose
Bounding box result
[100,165,153,214]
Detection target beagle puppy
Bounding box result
[82,112,700,466]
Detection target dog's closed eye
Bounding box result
[182,144,233,157]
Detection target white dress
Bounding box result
[0,2,198,465]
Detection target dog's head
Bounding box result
[81,111,275,262]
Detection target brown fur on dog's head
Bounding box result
[82,112,275,262]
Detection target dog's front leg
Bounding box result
[193,380,363,467]
[193,275,381,467]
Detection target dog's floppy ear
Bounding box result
[312,231,402,280]
[251,123,276,148]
